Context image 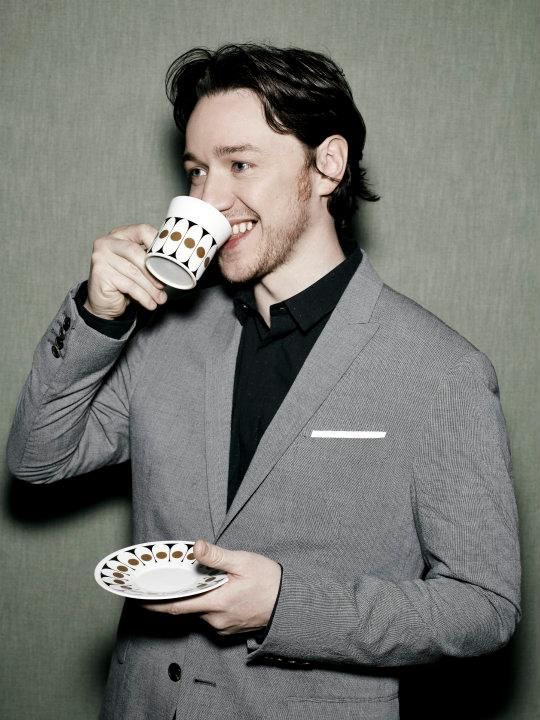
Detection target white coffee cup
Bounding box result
[146,196,232,290]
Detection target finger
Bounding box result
[141,577,232,615]
[142,594,214,615]
[109,268,163,312]
[105,237,165,290]
[106,251,167,304]
[110,223,159,250]
[193,539,243,574]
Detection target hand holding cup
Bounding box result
[84,224,169,320]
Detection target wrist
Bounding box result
[83,298,122,321]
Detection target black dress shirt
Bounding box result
[228,248,362,509]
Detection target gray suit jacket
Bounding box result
[7,251,521,720]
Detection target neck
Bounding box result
[253,229,346,326]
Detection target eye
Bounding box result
[232,161,251,172]
[186,167,206,182]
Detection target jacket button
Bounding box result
[51,346,60,358]
[63,316,71,331]
[56,338,64,350]
[168,663,182,682]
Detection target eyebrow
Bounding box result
[182,144,262,164]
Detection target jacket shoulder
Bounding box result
[373,283,494,377]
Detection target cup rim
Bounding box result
[145,254,196,290]
[166,196,231,243]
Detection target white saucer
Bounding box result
[94,540,228,600]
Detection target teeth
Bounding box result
[231,221,255,236]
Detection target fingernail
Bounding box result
[159,291,167,302]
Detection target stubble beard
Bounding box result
[219,164,312,285]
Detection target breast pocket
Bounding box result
[298,426,393,471]
[310,430,386,439]
[273,428,412,554]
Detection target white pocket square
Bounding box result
[311,430,386,439]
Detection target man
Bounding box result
[7,44,520,720]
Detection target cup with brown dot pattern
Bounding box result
[146,196,232,290]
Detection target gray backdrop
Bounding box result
[1,1,538,718]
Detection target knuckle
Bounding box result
[211,615,228,631]
[127,262,139,277]
[93,236,106,252]
[126,241,144,260]
[125,278,139,295]
[91,259,106,276]
[109,224,128,235]
[167,604,182,616]
[114,274,129,292]
[209,547,224,565]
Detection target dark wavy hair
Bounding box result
[165,43,379,238]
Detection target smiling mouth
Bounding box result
[230,220,255,236]
[223,221,257,250]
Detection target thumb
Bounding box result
[193,539,240,573]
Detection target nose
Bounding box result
[199,171,235,213]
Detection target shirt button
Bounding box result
[168,663,182,682]
[63,316,71,331]
[51,346,60,358]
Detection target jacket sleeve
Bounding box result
[6,283,149,483]
[247,350,521,667]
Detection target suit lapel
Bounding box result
[216,251,384,540]
[204,305,242,538]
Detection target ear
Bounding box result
[313,135,348,196]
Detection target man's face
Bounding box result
[183,89,315,284]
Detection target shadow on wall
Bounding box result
[399,641,521,719]
[6,461,132,523]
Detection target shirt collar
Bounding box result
[233,247,362,332]
[285,248,362,332]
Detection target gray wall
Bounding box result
[1,1,538,718]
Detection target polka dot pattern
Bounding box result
[94,541,228,600]
[147,217,218,285]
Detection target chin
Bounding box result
[218,257,259,285]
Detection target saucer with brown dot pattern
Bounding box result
[94,540,228,600]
